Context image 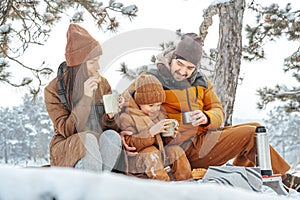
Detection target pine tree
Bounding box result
[264,106,300,166]
[244,1,300,113]
[119,0,247,126]
[0,0,138,95]
[0,94,53,165]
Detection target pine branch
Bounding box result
[0,0,138,95]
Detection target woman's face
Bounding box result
[86,56,100,77]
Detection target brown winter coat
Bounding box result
[44,73,119,167]
[119,91,192,181]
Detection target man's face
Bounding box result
[170,58,196,81]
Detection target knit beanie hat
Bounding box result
[65,24,102,67]
[134,74,166,105]
[174,33,202,67]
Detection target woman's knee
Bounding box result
[84,133,99,146]
[76,133,103,172]
[100,130,122,147]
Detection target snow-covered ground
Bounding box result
[0,165,299,200]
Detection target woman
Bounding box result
[44,24,122,172]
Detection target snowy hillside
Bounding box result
[0,166,299,200]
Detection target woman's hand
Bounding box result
[190,110,208,126]
[106,95,125,120]
[149,119,174,137]
[107,113,114,119]
[120,131,138,156]
[84,77,99,98]
[118,95,125,112]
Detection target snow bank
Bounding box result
[0,166,296,200]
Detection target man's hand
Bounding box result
[120,131,138,156]
[190,110,208,126]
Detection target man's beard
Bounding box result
[173,71,187,81]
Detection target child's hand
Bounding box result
[173,126,179,138]
[149,119,173,137]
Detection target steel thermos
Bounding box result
[255,126,273,176]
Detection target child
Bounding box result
[119,74,192,181]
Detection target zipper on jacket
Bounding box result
[195,87,198,103]
[185,88,192,111]
[185,87,198,111]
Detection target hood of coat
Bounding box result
[122,90,140,110]
[155,48,206,90]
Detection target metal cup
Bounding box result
[162,119,178,137]
[182,111,193,124]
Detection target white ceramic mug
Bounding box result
[103,94,124,114]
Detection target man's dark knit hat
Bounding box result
[174,33,202,67]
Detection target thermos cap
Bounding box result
[256,126,266,133]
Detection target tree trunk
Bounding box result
[213,0,245,126]
[4,141,8,164]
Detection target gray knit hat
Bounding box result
[174,33,202,67]
[134,74,166,105]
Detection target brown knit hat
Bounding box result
[174,33,202,67]
[134,74,166,105]
[65,24,102,67]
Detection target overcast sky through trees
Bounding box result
[0,0,299,123]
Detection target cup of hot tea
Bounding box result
[162,119,178,137]
[103,94,124,114]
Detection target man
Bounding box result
[122,33,299,192]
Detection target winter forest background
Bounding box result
[0,0,299,172]
[0,92,299,168]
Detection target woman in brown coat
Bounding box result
[44,24,122,172]
[119,74,193,181]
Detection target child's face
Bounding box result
[140,102,162,117]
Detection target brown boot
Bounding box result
[282,173,300,192]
